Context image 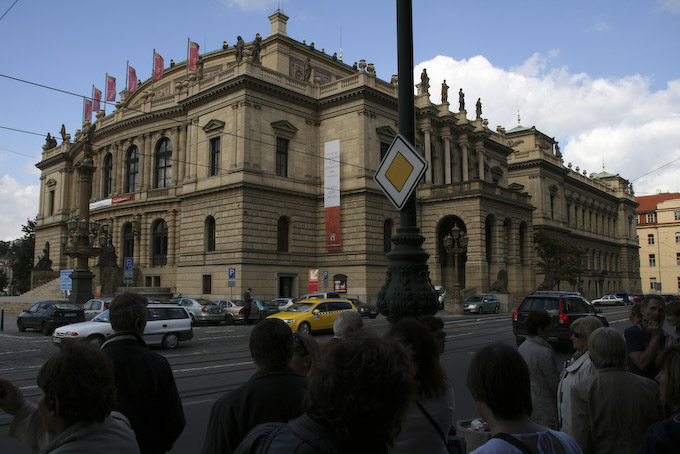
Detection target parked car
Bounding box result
[463,294,500,314]
[17,301,85,335]
[215,300,243,324]
[172,297,224,324]
[252,299,279,320]
[512,291,609,349]
[630,293,645,303]
[52,304,193,349]
[82,298,112,320]
[348,298,379,318]
[215,299,279,324]
[294,292,342,302]
[271,297,295,311]
[267,298,357,334]
[434,286,449,310]
[591,294,624,306]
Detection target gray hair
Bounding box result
[571,316,603,342]
[333,311,364,338]
[588,327,626,369]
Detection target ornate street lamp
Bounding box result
[442,224,469,309]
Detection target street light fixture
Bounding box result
[442,224,469,310]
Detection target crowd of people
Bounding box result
[1,292,679,454]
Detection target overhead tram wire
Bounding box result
[0,0,19,23]
[0,72,369,179]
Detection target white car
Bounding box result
[52,304,193,349]
[82,298,112,320]
[271,297,295,311]
[590,294,624,306]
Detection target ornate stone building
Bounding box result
[32,11,639,303]
[506,125,641,298]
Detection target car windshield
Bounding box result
[92,310,111,323]
[287,303,315,312]
[466,296,484,303]
[54,303,82,310]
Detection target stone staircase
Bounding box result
[22,277,63,298]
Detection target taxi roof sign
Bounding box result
[374,134,428,210]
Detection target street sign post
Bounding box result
[123,257,134,288]
[228,268,236,300]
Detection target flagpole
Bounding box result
[152,48,155,90]
[126,61,129,92]
[103,73,107,114]
[92,85,95,122]
[186,38,189,80]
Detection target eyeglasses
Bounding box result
[571,332,585,339]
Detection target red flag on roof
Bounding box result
[93,87,102,112]
[153,51,164,81]
[106,74,116,102]
[128,65,138,92]
[83,98,92,123]
[188,40,199,72]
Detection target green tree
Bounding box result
[12,218,36,294]
[534,230,585,291]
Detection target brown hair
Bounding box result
[657,346,680,406]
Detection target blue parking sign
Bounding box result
[229,268,236,279]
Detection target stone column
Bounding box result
[478,149,485,181]
[38,176,45,218]
[443,136,451,184]
[144,133,154,190]
[461,143,469,182]
[423,129,432,184]
[168,209,177,266]
[171,128,180,186]
[178,124,187,183]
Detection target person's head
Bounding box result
[665,301,680,327]
[249,318,294,369]
[389,317,447,398]
[526,310,551,339]
[37,341,115,434]
[109,291,147,334]
[419,314,446,355]
[629,303,643,323]
[333,310,363,338]
[642,295,666,325]
[305,333,414,452]
[291,332,321,376]
[656,346,680,406]
[467,343,532,422]
[570,316,603,353]
[588,327,626,369]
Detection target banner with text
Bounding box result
[324,139,341,250]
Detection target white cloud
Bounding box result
[416,54,680,197]
[0,175,39,241]
[657,0,680,13]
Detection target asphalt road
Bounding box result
[0,306,633,454]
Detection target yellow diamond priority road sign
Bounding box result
[374,134,428,210]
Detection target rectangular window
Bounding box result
[48,190,55,216]
[276,137,288,177]
[649,254,656,267]
[648,234,655,245]
[380,141,390,161]
[646,213,656,224]
[153,276,161,287]
[650,277,657,290]
[202,275,212,294]
[677,253,680,266]
[210,137,220,176]
[678,277,680,291]
[566,205,571,226]
[676,232,680,243]
[675,211,680,221]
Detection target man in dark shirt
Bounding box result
[624,294,666,380]
[201,318,308,454]
[243,287,253,325]
[102,292,185,454]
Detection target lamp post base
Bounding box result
[68,269,94,305]
[445,284,464,314]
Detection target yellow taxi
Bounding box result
[266,298,358,334]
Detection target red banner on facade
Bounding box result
[153,51,164,81]
[308,269,319,293]
[93,87,102,112]
[188,41,199,72]
[325,206,342,250]
[83,98,92,123]
[106,74,116,102]
[128,65,138,92]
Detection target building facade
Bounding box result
[636,193,680,295]
[32,12,639,303]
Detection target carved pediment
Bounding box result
[46,178,57,187]
[509,182,525,191]
[271,120,298,138]
[203,119,226,133]
[376,125,397,139]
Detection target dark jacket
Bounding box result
[202,365,308,454]
[235,413,343,454]
[101,332,185,454]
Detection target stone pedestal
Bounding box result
[69,269,95,305]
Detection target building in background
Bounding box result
[31,11,640,303]
[636,193,680,295]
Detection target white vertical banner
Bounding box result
[324,139,341,250]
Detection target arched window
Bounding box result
[205,216,216,252]
[152,219,168,266]
[122,223,134,259]
[383,219,393,253]
[277,217,289,252]
[155,138,172,188]
[103,153,113,197]
[126,146,139,193]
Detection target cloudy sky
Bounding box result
[0,0,679,241]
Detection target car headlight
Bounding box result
[283,319,295,324]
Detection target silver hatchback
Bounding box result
[173,297,224,324]
[463,294,501,314]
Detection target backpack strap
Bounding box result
[491,433,534,454]
[415,400,447,445]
